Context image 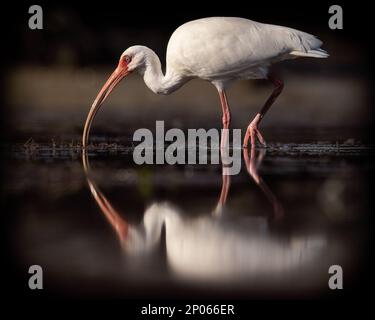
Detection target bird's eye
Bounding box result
[124,55,132,63]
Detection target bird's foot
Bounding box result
[243,123,266,148]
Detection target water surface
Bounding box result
[3,134,374,298]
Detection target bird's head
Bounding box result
[120,45,152,73]
[82,46,151,148]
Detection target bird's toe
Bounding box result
[243,126,267,149]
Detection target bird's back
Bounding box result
[166,17,326,81]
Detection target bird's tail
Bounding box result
[286,28,329,58]
[290,48,329,58]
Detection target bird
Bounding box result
[82,17,328,149]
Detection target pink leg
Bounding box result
[218,90,231,129]
[218,90,231,150]
[243,75,284,148]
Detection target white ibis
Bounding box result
[83,17,328,149]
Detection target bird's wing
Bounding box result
[166,17,327,79]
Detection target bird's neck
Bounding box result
[141,50,186,95]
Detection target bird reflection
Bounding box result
[82,137,325,283]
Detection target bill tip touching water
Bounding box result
[6,2,375,302]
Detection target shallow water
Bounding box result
[3,135,374,298]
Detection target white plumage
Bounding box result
[83,17,328,148]
[166,17,327,86]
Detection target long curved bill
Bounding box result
[82,65,130,149]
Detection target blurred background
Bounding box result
[3,1,374,141]
[1,1,374,301]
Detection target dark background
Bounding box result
[6,1,373,66]
[1,0,374,311]
[3,1,373,96]
[2,0,374,142]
